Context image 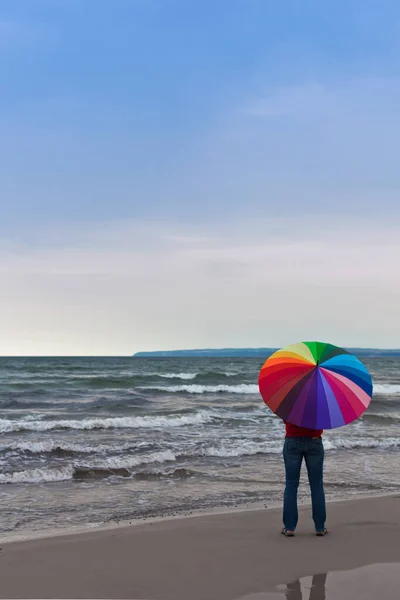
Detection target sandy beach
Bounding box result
[1,494,399,599]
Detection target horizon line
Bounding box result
[1,345,400,358]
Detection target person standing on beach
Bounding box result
[281,421,328,537]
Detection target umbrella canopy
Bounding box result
[258,342,373,429]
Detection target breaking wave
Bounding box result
[0,412,213,433]
[324,437,400,450]
[1,435,399,484]
[87,450,177,471]
[373,384,400,395]
[138,384,260,394]
[0,466,74,484]
[0,450,177,484]
[153,372,197,380]
[200,441,282,457]
[199,436,400,457]
[0,439,152,456]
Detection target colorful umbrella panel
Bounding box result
[258,342,373,430]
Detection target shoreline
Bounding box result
[0,493,399,599]
[2,488,399,546]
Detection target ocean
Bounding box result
[1,356,399,540]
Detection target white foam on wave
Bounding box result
[20,414,46,422]
[324,437,400,450]
[366,412,400,420]
[72,372,198,380]
[139,384,260,394]
[373,384,400,395]
[66,374,107,379]
[0,439,149,454]
[2,435,397,484]
[0,466,74,484]
[0,440,92,454]
[0,451,177,484]
[156,372,197,380]
[200,441,282,457]
[197,435,400,458]
[117,371,198,379]
[0,411,213,433]
[90,450,177,470]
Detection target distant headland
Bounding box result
[133,347,400,358]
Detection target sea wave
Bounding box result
[197,436,400,458]
[0,439,152,456]
[68,372,199,381]
[363,412,400,422]
[74,466,194,482]
[200,441,282,457]
[373,384,400,395]
[152,372,197,380]
[324,437,400,450]
[1,436,398,484]
[87,450,176,470]
[0,412,213,433]
[138,371,239,380]
[138,384,260,394]
[0,466,74,484]
[133,381,400,397]
[133,467,194,481]
[19,414,46,421]
[0,406,269,434]
[0,450,176,484]
[149,371,239,379]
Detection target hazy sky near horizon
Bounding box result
[1,0,400,355]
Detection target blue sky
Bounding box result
[1,1,400,354]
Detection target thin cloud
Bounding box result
[1,218,399,355]
[245,83,331,119]
[245,77,400,121]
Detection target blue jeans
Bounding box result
[283,437,326,532]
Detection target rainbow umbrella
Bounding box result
[258,342,373,429]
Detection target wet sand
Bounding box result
[0,495,400,599]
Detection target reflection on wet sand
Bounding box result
[235,562,400,600]
[234,574,327,600]
[286,573,326,599]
